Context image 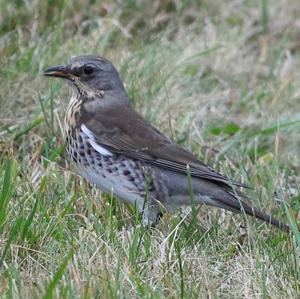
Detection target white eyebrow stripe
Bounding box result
[81,124,113,157]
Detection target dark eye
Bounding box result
[83,65,94,75]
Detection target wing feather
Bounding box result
[81,104,249,188]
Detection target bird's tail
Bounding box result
[214,190,290,232]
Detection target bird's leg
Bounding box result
[141,203,162,227]
[137,169,159,226]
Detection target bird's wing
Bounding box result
[81,104,247,188]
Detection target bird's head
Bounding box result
[44,55,127,99]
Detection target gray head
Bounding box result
[44,55,127,98]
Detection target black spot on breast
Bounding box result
[79,152,85,157]
[148,183,155,192]
[95,153,101,160]
[87,149,91,155]
[123,170,130,176]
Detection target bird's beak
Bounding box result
[43,65,70,79]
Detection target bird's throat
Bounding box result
[64,93,83,138]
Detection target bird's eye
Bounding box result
[83,65,94,75]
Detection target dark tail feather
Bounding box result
[240,203,290,232]
[216,191,290,232]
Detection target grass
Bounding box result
[0,0,300,297]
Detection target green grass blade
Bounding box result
[175,239,184,299]
[0,216,24,266]
[43,250,74,299]
[22,196,39,240]
[0,159,13,231]
[13,116,44,141]
[283,202,300,246]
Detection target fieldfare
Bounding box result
[44,55,289,231]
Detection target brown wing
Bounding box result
[81,103,247,188]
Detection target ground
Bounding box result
[0,0,300,298]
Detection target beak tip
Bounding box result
[43,65,69,78]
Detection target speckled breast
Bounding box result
[66,126,153,205]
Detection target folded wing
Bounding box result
[81,104,247,189]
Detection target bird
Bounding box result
[44,55,289,232]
